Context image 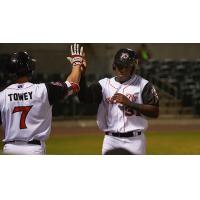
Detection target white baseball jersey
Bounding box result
[78,74,159,154]
[0,81,74,144]
[97,75,149,133]
[0,82,52,143]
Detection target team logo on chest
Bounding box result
[118,93,140,117]
[126,93,138,102]
[105,93,140,117]
[105,93,138,104]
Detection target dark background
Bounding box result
[0,43,200,74]
[1,43,200,117]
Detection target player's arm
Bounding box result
[45,81,79,105]
[74,47,103,105]
[78,74,103,105]
[45,44,84,105]
[131,83,159,118]
[112,83,159,118]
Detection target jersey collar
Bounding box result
[113,74,137,86]
[7,82,33,89]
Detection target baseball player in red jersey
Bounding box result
[0,44,84,155]
[79,48,159,155]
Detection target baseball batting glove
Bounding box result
[67,43,84,67]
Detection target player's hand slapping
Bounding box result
[111,93,132,107]
[67,43,87,73]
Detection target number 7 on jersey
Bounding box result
[12,106,33,129]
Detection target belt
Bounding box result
[105,131,141,138]
[4,140,41,145]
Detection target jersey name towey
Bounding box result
[0,82,52,142]
[97,75,150,133]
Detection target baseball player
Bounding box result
[79,48,159,155]
[0,43,84,155]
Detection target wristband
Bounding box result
[65,81,80,95]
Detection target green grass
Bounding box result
[46,135,104,155]
[147,131,200,155]
[46,131,200,155]
[1,131,200,155]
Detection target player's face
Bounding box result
[115,66,134,83]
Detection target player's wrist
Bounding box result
[71,56,83,66]
[70,82,80,94]
[129,102,140,110]
[72,63,82,68]
[65,81,80,95]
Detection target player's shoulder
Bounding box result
[0,89,5,100]
[132,74,149,87]
[98,77,111,86]
[0,87,7,105]
[34,83,48,94]
[3,82,46,94]
[34,82,46,88]
[5,82,44,90]
[0,84,16,97]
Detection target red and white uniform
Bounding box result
[79,74,159,155]
[97,75,149,133]
[0,81,77,154]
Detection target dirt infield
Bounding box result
[50,118,200,136]
[1,118,200,139]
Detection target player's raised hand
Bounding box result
[111,93,132,106]
[67,43,84,67]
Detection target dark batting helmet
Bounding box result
[8,51,36,76]
[113,48,138,70]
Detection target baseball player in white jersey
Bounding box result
[79,48,159,155]
[0,43,84,155]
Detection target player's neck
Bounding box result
[15,76,29,84]
[115,77,130,83]
[115,75,134,84]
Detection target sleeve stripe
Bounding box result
[65,81,72,88]
[65,81,74,96]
